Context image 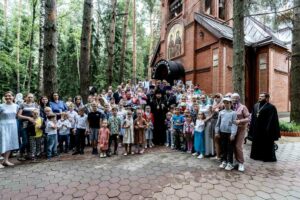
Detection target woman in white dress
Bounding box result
[0,91,19,168]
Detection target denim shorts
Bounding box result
[89,128,99,141]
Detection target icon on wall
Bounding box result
[167,23,184,59]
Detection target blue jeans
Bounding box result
[165,129,173,146]
[20,126,29,155]
[47,134,58,158]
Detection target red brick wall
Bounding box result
[268,46,290,112]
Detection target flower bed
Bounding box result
[280,121,300,137]
[280,131,300,137]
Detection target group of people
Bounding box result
[0,80,280,170]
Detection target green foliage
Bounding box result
[279,121,300,132]
[0,0,160,97]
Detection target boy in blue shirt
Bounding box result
[172,107,185,150]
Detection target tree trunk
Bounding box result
[27,0,38,92]
[119,0,130,83]
[107,0,117,86]
[147,12,154,80]
[16,0,22,93]
[43,0,58,98]
[232,0,245,103]
[132,0,137,84]
[291,0,300,123]
[38,0,45,95]
[79,0,93,103]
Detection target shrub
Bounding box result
[279,121,300,132]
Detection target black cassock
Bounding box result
[249,102,280,162]
[150,96,168,145]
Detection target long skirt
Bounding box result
[0,120,19,154]
[194,130,205,154]
[204,121,214,156]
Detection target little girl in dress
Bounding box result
[183,115,194,153]
[123,110,134,155]
[98,120,110,158]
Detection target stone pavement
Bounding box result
[1,141,300,200]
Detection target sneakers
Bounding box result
[192,152,198,156]
[219,161,227,169]
[238,163,245,172]
[225,163,234,171]
[197,154,204,159]
[0,163,5,169]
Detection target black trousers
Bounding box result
[109,134,118,154]
[75,129,86,153]
[220,133,234,164]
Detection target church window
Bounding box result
[205,0,212,15]
[169,0,183,20]
[259,53,267,70]
[213,48,219,67]
[219,0,226,20]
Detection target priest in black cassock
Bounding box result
[150,88,168,145]
[165,86,177,110]
[249,93,280,162]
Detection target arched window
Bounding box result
[169,0,183,20]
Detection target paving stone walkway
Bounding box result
[1,141,300,200]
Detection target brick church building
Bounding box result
[150,0,292,112]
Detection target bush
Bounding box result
[279,121,300,132]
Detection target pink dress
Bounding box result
[98,128,110,151]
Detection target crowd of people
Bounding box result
[0,80,281,171]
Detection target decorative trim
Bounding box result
[185,67,211,74]
[195,45,211,53]
[274,68,288,75]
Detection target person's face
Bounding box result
[156,93,162,99]
[193,105,199,111]
[27,94,34,103]
[92,104,97,112]
[105,105,109,111]
[88,96,93,103]
[102,121,108,127]
[4,93,13,104]
[259,94,267,102]
[78,110,84,115]
[167,114,172,119]
[42,97,48,104]
[175,109,180,115]
[223,101,231,109]
[198,113,204,120]
[192,97,197,102]
[53,93,59,100]
[137,111,142,117]
[33,111,39,117]
[45,109,51,116]
[108,90,112,96]
[214,96,221,103]
[146,107,150,113]
[200,96,206,103]
[76,98,81,104]
[181,97,186,102]
[231,96,239,104]
[112,109,117,116]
